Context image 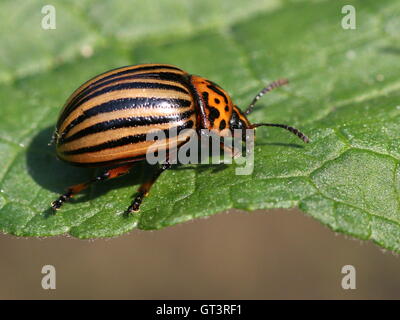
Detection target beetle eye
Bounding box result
[229,110,242,130]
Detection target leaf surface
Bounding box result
[0,0,399,252]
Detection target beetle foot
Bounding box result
[126,194,144,215]
[51,190,72,211]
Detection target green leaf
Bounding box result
[1,0,399,252]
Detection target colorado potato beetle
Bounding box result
[51,63,309,213]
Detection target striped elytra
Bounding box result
[55,64,197,166]
[52,63,309,213]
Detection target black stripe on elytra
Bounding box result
[59,97,192,140]
[206,84,228,104]
[58,65,182,128]
[62,120,194,156]
[59,80,190,125]
[64,72,191,119]
[65,72,189,112]
[90,65,184,87]
[60,110,195,145]
[132,72,189,83]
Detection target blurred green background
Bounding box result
[1,0,400,299]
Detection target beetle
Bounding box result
[51,63,309,213]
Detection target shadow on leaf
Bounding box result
[26,126,159,213]
[26,127,241,215]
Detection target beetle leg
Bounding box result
[51,164,134,211]
[220,142,242,159]
[127,162,172,214]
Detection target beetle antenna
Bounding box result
[244,78,288,115]
[249,123,309,143]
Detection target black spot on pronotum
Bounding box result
[225,105,229,112]
[208,107,220,126]
[207,84,228,104]
[219,120,226,130]
[202,91,210,108]
[214,98,220,104]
